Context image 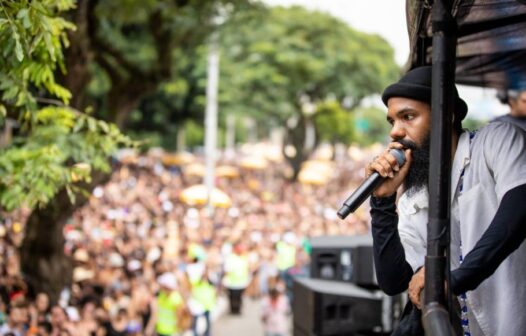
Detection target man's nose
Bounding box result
[390,122,406,140]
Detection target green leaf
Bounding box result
[65,185,76,204]
[87,117,96,132]
[98,120,110,133]
[72,117,85,133]
[14,33,25,62]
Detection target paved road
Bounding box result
[212,296,292,336]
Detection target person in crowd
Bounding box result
[103,307,129,336]
[0,299,29,336]
[76,298,99,336]
[188,267,216,336]
[368,66,526,335]
[146,272,184,336]
[34,293,51,325]
[222,242,250,315]
[275,232,297,279]
[261,285,290,336]
[1,135,374,334]
[49,305,74,336]
[493,88,526,131]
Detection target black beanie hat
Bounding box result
[382,66,468,121]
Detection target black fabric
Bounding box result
[228,288,244,315]
[103,321,127,336]
[370,194,414,295]
[406,0,526,91]
[381,66,468,121]
[391,300,425,336]
[450,184,526,295]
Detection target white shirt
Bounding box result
[398,122,526,335]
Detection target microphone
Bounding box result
[337,148,406,219]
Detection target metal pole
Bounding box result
[204,32,219,213]
[424,0,457,334]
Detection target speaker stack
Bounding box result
[293,235,403,336]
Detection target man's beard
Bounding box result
[397,135,430,195]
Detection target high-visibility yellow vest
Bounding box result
[224,254,249,288]
[156,291,182,335]
[276,241,296,271]
[191,280,216,311]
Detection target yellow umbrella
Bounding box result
[183,163,206,177]
[162,152,195,166]
[264,146,283,163]
[298,160,334,185]
[298,169,330,185]
[179,184,232,208]
[239,156,268,170]
[312,145,334,161]
[302,160,334,176]
[216,165,240,178]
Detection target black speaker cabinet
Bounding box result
[292,278,401,336]
[310,235,376,288]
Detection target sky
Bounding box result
[261,0,508,119]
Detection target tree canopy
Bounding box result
[219,6,399,177]
[0,0,131,211]
[0,0,257,303]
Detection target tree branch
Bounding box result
[148,10,174,82]
[86,0,147,82]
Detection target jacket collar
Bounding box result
[451,130,471,199]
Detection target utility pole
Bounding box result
[204,32,220,213]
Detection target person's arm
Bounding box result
[370,194,414,295]
[450,184,526,295]
[144,298,158,336]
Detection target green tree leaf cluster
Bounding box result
[313,100,354,145]
[219,6,399,177]
[0,1,131,211]
[352,106,391,146]
[0,0,75,118]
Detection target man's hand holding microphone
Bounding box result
[337,142,412,220]
[366,142,412,198]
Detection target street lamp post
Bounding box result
[204,32,220,213]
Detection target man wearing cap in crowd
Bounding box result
[145,272,184,336]
[364,66,526,335]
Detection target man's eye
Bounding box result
[403,114,415,121]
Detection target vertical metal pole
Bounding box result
[423,0,457,335]
[204,32,219,212]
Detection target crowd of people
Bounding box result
[0,145,377,336]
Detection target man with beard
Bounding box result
[366,66,526,335]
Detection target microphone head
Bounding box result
[389,148,406,166]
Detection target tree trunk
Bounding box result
[20,171,110,304]
[283,114,316,181]
[21,0,176,301]
[58,0,94,111]
[20,188,73,304]
[107,83,155,129]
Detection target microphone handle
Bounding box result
[337,172,384,219]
